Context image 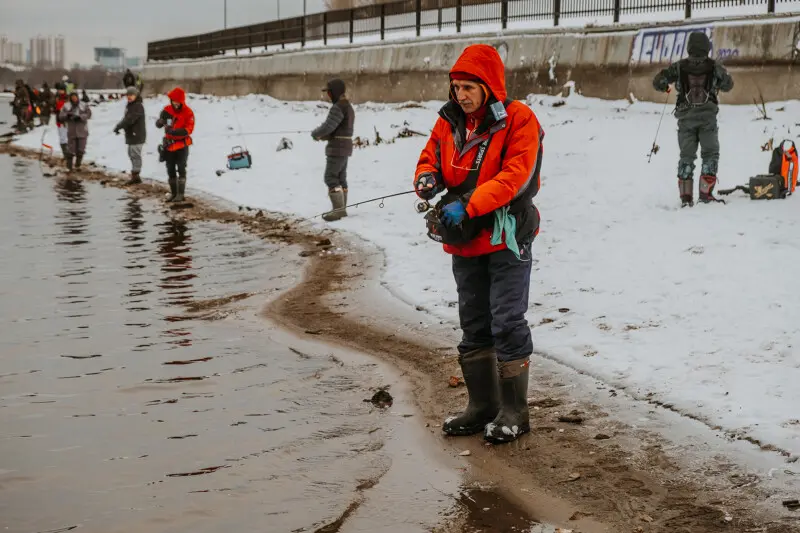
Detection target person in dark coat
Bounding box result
[311,78,355,222]
[114,86,147,184]
[39,82,54,125]
[11,79,32,133]
[57,91,92,172]
[653,32,734,206]
[123,69,136,89]
[81,89,90,103]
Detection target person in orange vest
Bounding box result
[414,44,544,444]
[155,87,195,202]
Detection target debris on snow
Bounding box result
[448,376,464,388]
[558,414,584,425]
[458,450,471,456]
[783,499,800,510]
[365,388,393,408]
[276,137,293,151]
[528,397,563,409]
[547,53,558,83]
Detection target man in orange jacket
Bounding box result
[415,44,544,444]
[156,87,195,202]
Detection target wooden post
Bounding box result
[613,0,620,23]
[456,0,462,33]
[323,12,327,45]
[768,0,775,13]
[416,0,422,37]
[381,4,386,41]
[554,0,560,26]
[685,0,691,19]
[349,8,354,44]
[501,0,508,30]
[437,0,442,32]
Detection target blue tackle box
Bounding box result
[227,146,252,170]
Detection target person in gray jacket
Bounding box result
[57,91,92,172]
[311,78,355,222]
[114,86,147,185]
[653,32,733,206]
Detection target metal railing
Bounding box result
[147,0,785,61]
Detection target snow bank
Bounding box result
[14,92,800,456]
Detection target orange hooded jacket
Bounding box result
[162,87,195,152]
[415,44,543,257]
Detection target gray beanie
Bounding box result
[126,86,139,96]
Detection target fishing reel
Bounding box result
[414,199,432,213]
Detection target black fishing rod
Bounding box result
[313,189,419,218]
[192,129,313,140]
[647,91,671,163]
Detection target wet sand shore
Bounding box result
[2,142,797,533]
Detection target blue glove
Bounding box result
[415,172,443,200]
[441,199,468,228]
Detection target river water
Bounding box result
[0,150,470,533]
[0,97,556,533]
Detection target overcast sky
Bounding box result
[0,0,328,66]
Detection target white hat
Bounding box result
[62,75,69,81]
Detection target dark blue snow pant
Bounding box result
[452,243,533,363]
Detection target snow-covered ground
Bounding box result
[14,91,800,457]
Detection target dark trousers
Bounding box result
[165,147,189,179]
[452,244,533,362]
[66,137,87,156]
[324,155,348,190]
[677,111,720,179]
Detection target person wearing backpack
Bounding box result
[653,32,734,206]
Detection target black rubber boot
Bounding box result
[173,176,186,203]
[74,153,83,171]
[442,347,501,436]
[165,177,177,202]
[127,171,141,185]
[678,177,694,207]
[66,154,74,172]
[322,188,345,222]
[484,357,531,444]
[60,144,69,165]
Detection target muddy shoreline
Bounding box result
[3,143,797,533]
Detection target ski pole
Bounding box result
[647,89,671,164]
[313,189,418,218]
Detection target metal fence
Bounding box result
[147,0,786,61]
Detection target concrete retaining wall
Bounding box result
[142,15,800,104]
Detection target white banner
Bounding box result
[630,24,714,65]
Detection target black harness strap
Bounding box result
[447,134,493,197]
